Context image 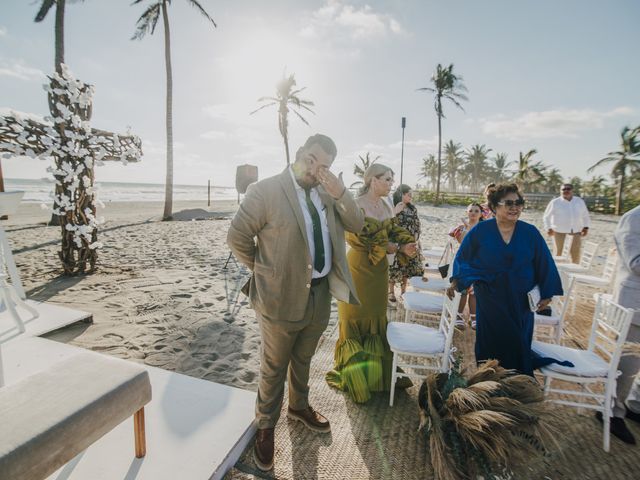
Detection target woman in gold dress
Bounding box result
[326,164,417,403]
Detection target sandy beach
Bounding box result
[3,198,621,392]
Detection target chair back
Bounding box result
[578,241,599,269]
[560,236,572,258]
[587,294,634,376]
[551,276,575,320]
[438,291,462,370]
[601,247,618,282]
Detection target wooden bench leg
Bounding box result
[134,407,146,458]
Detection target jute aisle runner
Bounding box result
[228,303,640,479]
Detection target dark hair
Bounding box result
[486,183,523,213]
[484,183,496,196]
[393,184,412,206]
[468,202,484,221]
[297,134,337,161]
[562,183,573,189]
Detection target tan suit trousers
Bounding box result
[255,277,331,429]
[614,323,640,417]
[553,232,582,263]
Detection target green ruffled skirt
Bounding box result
[326,247,411,403]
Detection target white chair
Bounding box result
[533,294,634,452]
[400,291,445,325]
[387,291,462,406]
[556,241,599,274]
[569,247,618,314]
[408,276,450,294]
[534,276,575,344]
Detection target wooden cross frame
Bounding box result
[0,65,142,275]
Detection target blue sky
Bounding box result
[1,0,639,188]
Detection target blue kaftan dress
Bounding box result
[451,218,564,375]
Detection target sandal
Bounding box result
[388,292,397,303]
[455,313,466,329]
[470,314,476,330]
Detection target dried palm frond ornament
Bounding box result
[418,358,560,480]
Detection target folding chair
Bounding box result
[387,291,462,406]
[568,247,618,314]
[532,294,634,451]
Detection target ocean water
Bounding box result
[3,178,236,204]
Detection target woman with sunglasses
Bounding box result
[446,183,564,375]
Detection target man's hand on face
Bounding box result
[317,166,346,199]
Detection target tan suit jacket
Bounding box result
[613,205,640,325]
[227,168,365,323]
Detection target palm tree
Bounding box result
[350,152,380,187]
[417,64,468,204]
[542,167,563,193]
[582,175,607,196]
[443,140,465,192]
[492,152,513,183]
[132,0,216,221]
[588,126,640,215]
[465,144,492,192]
[420,154,439,191]
[513,149,546,192]
[34,0,84,225]
[251,73,315,166]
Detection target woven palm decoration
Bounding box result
[418,358,559,480]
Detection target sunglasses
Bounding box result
[561,188,572,192]
[497,199,525,208]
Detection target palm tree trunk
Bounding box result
[435,97,442,205]
[161,0,174,221]
[615,170,625,215]
[54,0,65,73]
[283,130,290,165]
[48,0,66,227]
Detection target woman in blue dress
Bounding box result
[446,183,563,376]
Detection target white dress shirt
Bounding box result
[288,167,332,278]
[542,195,591,233]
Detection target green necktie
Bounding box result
[304,188,325,273]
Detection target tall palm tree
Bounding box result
[513,149,545,192]
[251,73,315,166]
[588,126,640,215]
[417,64,468,204]
[443,140,465,192]
[132,0,216,221]
[465,144,492,192]
[492,152,513,183]
[420,153,439,191]
[34,0,83,225]
[349,152,380,188]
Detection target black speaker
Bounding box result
[235,164,258,194]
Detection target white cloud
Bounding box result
[300,0,405,41]
[200,130,230,140]
[388,138,438,150]
[478,107,635,141]
[0,60,46,81]
[0,26,7,37]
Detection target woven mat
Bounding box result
[227,302,640,480]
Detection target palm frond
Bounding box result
[291,109,310,126]
[34,0,56,22]
[185,0,217,27]
[131,2,162,40]
[250,102,277,115]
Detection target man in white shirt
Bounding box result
[542,183,591,263]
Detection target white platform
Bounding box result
[0,337,257,480]
[0,300,92,344]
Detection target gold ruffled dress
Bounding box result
[326,217,415,403]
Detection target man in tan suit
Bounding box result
[227,134,364,471]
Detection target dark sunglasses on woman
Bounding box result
[497,199,525,207]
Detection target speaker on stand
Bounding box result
[224,165,259,270]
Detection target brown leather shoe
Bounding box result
[253,428,274,471]
[287,406,331,433]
